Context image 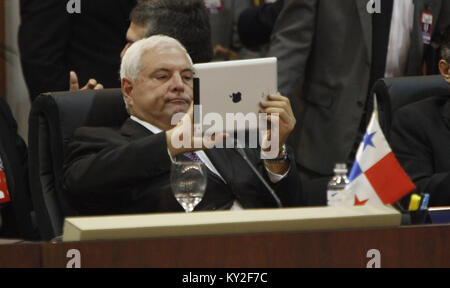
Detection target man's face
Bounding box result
[122,43,194,130]
[121,22,147,58]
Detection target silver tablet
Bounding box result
[193,57,277,133]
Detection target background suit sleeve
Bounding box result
[267,0,318,98]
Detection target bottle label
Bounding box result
[327,189,353,206]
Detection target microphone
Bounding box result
[234,147,283,208]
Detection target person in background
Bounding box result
[19,0,138,101]
[70,0,213,91]
[123,0,213,63]
[0,97,37,240]
[206,0,260,60]
[267,0,450,206]
[390,26,450,206]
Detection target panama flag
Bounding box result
[344,106,416,206]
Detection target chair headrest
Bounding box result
[369,75,449,140]
[372,75,449,112]
[32,88,129,151]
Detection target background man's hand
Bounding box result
[69,71,104,91]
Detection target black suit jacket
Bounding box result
[19,0,137,101]
[62,119,304,215]
[238,0,284,48]
[390,95,450,206]
[0,97,37,239]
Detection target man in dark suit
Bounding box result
[69,0,213,91]
[122,0,213,63]
[0,97,37,239]
[267,0,450,187]
[62,35,303,215]
[390,27,450,206]
[18,0,138,101]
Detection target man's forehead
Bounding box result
[141,43,191,67]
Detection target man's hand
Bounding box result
[69,71,104,91]
[166,104,227,157]
[259,92,296,174]
[259,92,296,151]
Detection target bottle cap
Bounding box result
[334,163,347,174]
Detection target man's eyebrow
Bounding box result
[181,68,195,74]
[150,68,170,74]
[150,68,194,74]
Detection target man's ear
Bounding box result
[438,59,450,83]
[122,77,134,109]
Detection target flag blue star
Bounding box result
[362,131,376,151]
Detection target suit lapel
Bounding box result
[204,148,235,185]
[120,118,155,139]
[355,0,373,60]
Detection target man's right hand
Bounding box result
[166,104,228,157]
[69,71,104,91]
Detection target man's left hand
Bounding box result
[259,93,296,175]
[259,92,296,152]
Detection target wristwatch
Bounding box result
[264,144,288,162]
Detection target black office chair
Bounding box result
[28,89,128,240]
[370,75,449,140]
[0,97,38,240]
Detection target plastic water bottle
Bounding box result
[327,163,350,206]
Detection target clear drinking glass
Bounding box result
[170,161,207,212]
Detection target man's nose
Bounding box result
[171,73,185,92]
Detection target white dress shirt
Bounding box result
[385,0,415,78]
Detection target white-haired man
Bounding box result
[63,35,304,215]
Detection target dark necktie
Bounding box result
[183,152,202,162]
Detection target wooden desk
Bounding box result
[1,225,448,268]
[40,224,450,268]
[0,240,41,268]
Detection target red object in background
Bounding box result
[0,169,11,204]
